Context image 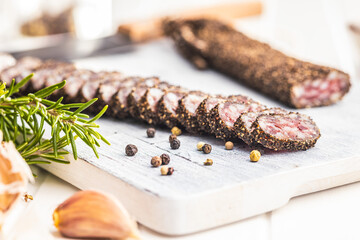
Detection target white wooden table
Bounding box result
[14,167,360,240]
[10,0,360,239]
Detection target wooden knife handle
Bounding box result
[117,1,262,42]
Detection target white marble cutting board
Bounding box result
[40,40,360,235]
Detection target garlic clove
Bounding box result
[53,190,141,240]
[0,138,34,227]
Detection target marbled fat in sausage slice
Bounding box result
[44,63,77,88]
[98,72,125,104]
[91,71,125,114]
[158,88,188,128]
[228,94,254,104]
[29,61,75,92]
[234,108,288,145]
[111,77,144,119]
[291,71,350,108]
[177,91,208,132]
[59,69,97,102]
[137,87,166,125]
[252,112,321,151]
[141,81,182,123]
[209,101,267,140]
[196,94,253,134]
[79,71,110,103]
[0,57,42,86]
[128,77,161,119]
[196,95,226,133]
[137,82,182,124]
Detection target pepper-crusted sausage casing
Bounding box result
[163,18,351,109]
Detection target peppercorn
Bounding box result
[160,166,168,175]
[225,141,234,150]
[167,167,174,175]
[160,153,170,165]
[204,159,213,166]
[171,126,182,136]
[202,144,212,154]
[250,150,261,162]
[170,138,181,149]
[151,156,162,167]
[125,144,138,156]
[169,134,177,143]
[197,142,205,151]
[23,193,33,202]
[146,128,156,138]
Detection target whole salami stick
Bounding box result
[163,18,351,109]
[0,56,321,151]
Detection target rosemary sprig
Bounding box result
[0,75,110,164]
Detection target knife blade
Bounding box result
[9,33,133,61]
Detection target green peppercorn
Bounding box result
[160,166,174,175]
[250,150,261,162]
[204,159,213,166]
[171,127,182,136]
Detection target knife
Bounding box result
[6,1,262,60]
[9,33,133,61]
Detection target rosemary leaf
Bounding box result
[68,98,97,117]
[46,97,63,110]
[33,80,66,98]
[87,105,108,123]
[5,79,16,98]
[69,130,77,160]
[26,160,51,165]
[0,74,108,165]
[11,74,33,94]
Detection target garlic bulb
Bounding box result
[53,190,141,239]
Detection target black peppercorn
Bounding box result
[146,128,156,138]
[160,153,170,165]
[202,144,212,154]
[125,144,138,156]
[169,134,177,143]
[170,138,180,149]
[167,167,174,175]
